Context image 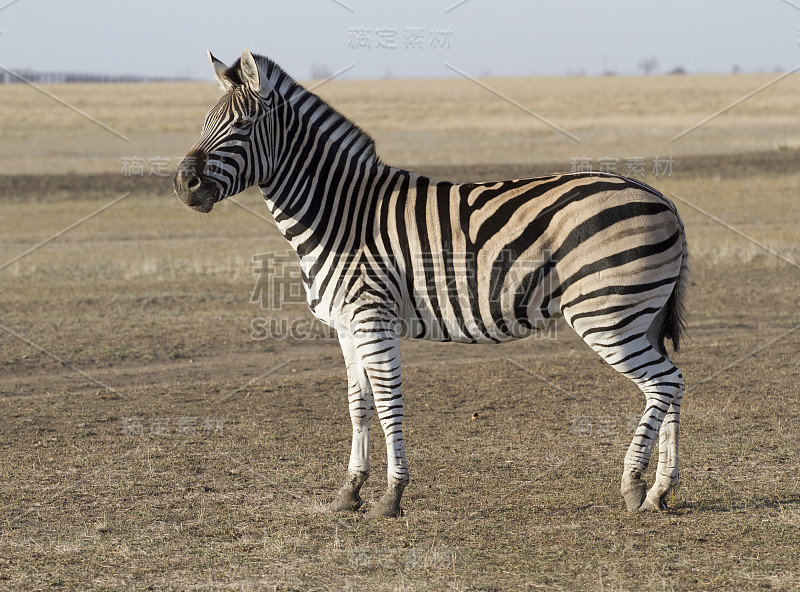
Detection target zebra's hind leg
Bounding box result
[329,331,375,513]
[587,331,683,512]
[640,386,683,511]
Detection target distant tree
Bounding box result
[601,57,614,77]
[310,63,333,80]
[732,64,742,74]
[667,66,687,75]
[638,57,658,75]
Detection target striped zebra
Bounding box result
[174,49,689,517]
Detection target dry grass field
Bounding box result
[1,72,800,591]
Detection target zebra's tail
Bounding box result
[659,228,689,353]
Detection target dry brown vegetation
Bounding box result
[1,73,800,591]
[2,73,800,174]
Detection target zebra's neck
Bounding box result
[256,77,389,260]
[260,154,393,260]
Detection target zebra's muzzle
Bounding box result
[173,167,219,213]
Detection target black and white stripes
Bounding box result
[174,49,689,516]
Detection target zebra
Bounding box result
[173,49,689,517]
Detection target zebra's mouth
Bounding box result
[191,202,214,213]
[188,185,219,212]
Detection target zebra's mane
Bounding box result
[224,54,381,165]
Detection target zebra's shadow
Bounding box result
[668,493,800,514]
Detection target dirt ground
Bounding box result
[2,149,799,591]
[1,71,800,590]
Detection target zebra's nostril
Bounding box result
[187,177,202,191]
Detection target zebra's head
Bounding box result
[174,48,273,213]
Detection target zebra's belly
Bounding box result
[397,304,560,344]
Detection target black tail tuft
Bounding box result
[659,235,689,353]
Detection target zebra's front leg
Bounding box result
[329,331,375,512]
[354,329,408,518]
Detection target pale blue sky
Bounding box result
[1,0,798,79]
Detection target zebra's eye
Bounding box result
[233,117,254,132]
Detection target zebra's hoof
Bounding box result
[366,501,403,518]
[328,490,362,512]
[639,494,668,512]
[622,482,647,512]
[366,480,406,517]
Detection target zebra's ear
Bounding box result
[240,47,262,94]
[208,50,234,92]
